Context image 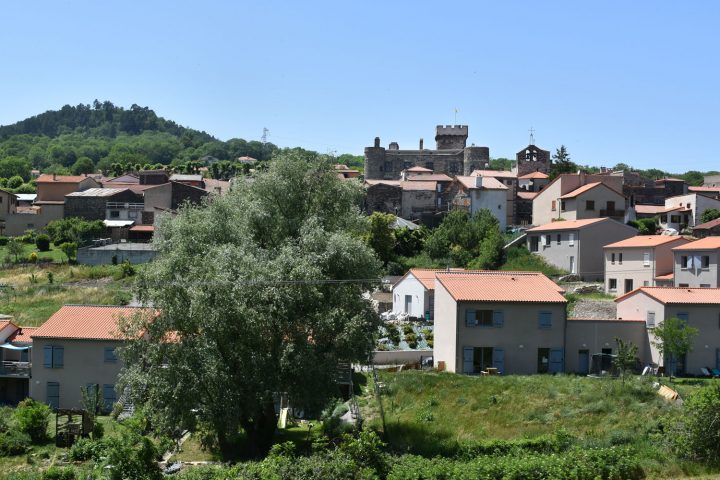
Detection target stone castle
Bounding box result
[364,125,550,179]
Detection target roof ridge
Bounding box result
[61,304,146,308]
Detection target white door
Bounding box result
[569,256,576,274]
[404,295,412,314]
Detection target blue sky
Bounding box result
[1,1,719,172]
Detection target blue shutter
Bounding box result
[492,348,505,374]
[43,346,52,368]
[103,384,116,412]
[538,312,552,328]
[549,348,564,373]
[716,348,720,370]
[493,311,504,328]
[465,310,476,327]
[104,347,116,363]
[463,347,474,374]
[46,382,60,409]
[52,346,64,368]
[677,312,689,322]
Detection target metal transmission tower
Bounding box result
[261,127,269,160]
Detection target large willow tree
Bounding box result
[120,151,381,460]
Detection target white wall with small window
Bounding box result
[392,273,433,319]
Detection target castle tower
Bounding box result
[435,125,468,150]
[364,137,387,179]
[463,146,490,175]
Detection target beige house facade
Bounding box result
[433,272,567,375]
[526,218,637,280]
[565,319,649,374]
[672,237,720,288]
[603,236,690,295]
[616,288,720,375]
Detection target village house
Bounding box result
[30,305,150,410]
[531,173,625,226]
[672,237,720,288]
[450,175,508,231]
[603,235,690,295]
[616,287,720,376]
[526,218,637,280]
[691,217,720,238]
[517,171,549,192]
[392,268,466,320]
[0,319,34,405]
[468,170,516,227]
[433,271,567,374]
[663,193,720,230]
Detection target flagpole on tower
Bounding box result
[454,108,458,124]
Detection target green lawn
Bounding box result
[364,371,720,478]
[0,264,135,326]
[0,243,67,264]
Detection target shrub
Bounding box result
[338,430,388,476]
[103,433,162,480]
[405,332,418,349]
[0,430,31,456]
[664,384,720,463]
[14,398,50,443]
[0,236,8,246]
[68,438,108,462]
[7,176,24,190]
[387,324,401,345]
[402,323,414,335]
[41,466,75,480]
[28,252,38,263]
[120,260,136,278]
[35,234,51,252]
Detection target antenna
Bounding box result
[529,127,535,145]
[454,108,458,124]
[261,127,269,145]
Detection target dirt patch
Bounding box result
[63,277,114,288]
[570,300,617,319]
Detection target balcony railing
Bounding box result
[106,202,144,210]
[600,209,625,217]
[0,361,31,377]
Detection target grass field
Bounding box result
[0,264,136,326]
[363,370,720,478]
[0,243,67,264]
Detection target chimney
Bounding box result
[374,137,380,148]
[474,175,483,188]
[419,138,424,150]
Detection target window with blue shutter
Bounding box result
[52,346,64,368]
[102,384,116,413]
[465,310,477,327]
[492,348,505,374]
[43,346,52,368]
[493,311,504,328]
[538,312,552,329]
[463,347,474,374]
[677,312,689,322]
[46,382,60,409]
[104,347,117,363]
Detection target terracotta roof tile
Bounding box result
[654,273,674,281]
[400,268,467,290]
[32,305,153,340]
[672,237,720,251]
[527,218,608,232]
[518,172,549,179]
[559,182,624,199]
[436,271,566,303]
[36,174,91,183]
[456,176,508,190]
[517,191,539,200]
[129,225,154,232]
[405,166,433,173]
[689,186,720,193]
[7,327,37,343]
[616,287,720,305]
[365,180,401,187]
[401,181,436,191]
[470,170,517,179]
[634,204,673,215]
[406,174,453,182]
[692,217,720,230]
[604,235,689,249]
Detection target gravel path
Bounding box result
[570,299,617,319]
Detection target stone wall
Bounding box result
[365,184,401,215]
[516,145,550,176]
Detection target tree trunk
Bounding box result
[241,400,278,458]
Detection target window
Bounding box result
[43,346,64,368]
[544,235,551,246]
[538,311,552,329]
[537,348,550,374]
[109,210,120,218]
[492,311,505,327]
[647,311,655,327]
[561,200,567,211]
[465,310,493,327]
[671,215,680,223]
[473,347,494,373]
[643,252,650,267]
[701,284,711,288]
[104,347,117,363]
[643,281,649,286]
[606,201,615,212]
[611,253,615,264]
[609,278,617,291]
[383,161,392,172]
[102,384,116,413]
[569,233,575,246]
[556,234,561,245]
[619,253,623,264]
[586,200,595,210]
[702,256,710,268]
[677,312,689,322]
[47,382,60,409]
[681,256,689,268]
[679,283,689,287]
[551,200,556,211]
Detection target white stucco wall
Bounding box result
[392,274,429,318]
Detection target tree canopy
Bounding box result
[120,151,382,460]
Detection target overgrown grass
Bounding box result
[501,246,567,276]
[0,264,136,326]
[364,371,720,477]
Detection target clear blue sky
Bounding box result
[1,1,719,172]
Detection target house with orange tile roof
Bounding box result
[469,170,517,227]
[691,217,720,239]
[517,171,549,193]
[392,268,466,320]
[616,287,720,375]
[672,237,720,288]
[663,193,720,230]
[531,173,625,226]
[30,305,151,410]
[450,175,509,230]
[432,271,567,374]
[0,319,34,405]
[526,218,637,280]
[603,235,691,295]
